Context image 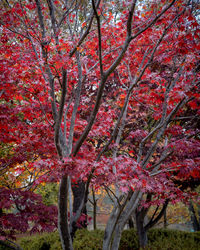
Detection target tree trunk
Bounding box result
[136,210,148,249]
[92,188,97,230]
[198,204,200,230]
[111,192,142,250]
[137,223,148,249]
[164,208,167,228]
[189,201,200,231]
[58,176,73,250]
[110,223,124,250]
[103,205,120,250]
[71,182,87,239]
[103,191,142,250]
[128,216,134,228]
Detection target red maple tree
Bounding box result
[0,0,199,249]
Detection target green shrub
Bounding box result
[73,229,104,250]
[50,240,62,250]
[19,231,60,250]
[0,241,14,250]
[147,229,200,250]
[16,228,200,250]
[120,228,139,250]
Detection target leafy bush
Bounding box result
[19,232,60,250]
[73,229,104,250]
[15,228,200,250]
[146,229,200,250]
[120,228,139,249]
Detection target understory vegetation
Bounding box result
[1,229,200,250]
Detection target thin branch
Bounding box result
[131,0,176,40]
[0,90,4,98]
[172,115,197,121]
[46,0,59,45]
[35,0,46,39]
[127,0,137,37]
[23,87,53,126]
[142,97,188,168]
[58,0,77,28]
[146,205,159,227]
[100,8,183,162]
[97,44,156,161]
[0,22,29,39]
[132,95,155,112]
[92,0,103,76]
[105,0,176,77]
[145,199,169,230]
[150,151,173,172]
[103,185,122,208]
[19,0,41,41]
[74,0,163,156]
[86,45,122,74]
[104,186,115,204]
[69,0,101,57]
[64,96,73,140]
[72,72,106,156]
[88,198,94,205]
[54,69,67,158]
[137,11,186,164]
[67,52,83,155]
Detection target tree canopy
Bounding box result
[0,0,200,249]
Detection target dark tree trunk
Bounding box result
[189,201,200,231]
[93,202,97,230]
[135,197,169,249]
[164,208,167,228]
[128,216,134,228]
[71,181,87,239]
[136,210,148,248]
[198,205,200,229]
[58,176,72,250]
[92,188,97,230]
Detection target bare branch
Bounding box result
[73,0,148,156]
[54,69,67,158]
[69,0,101,57]
[46,0,59,45]
[35,0,46,39]
[145,199,169,230]
[0,23,29,39]
[24,88,53,127]
[97,46,155,161]
[142,97,188,168]
[131,0,176,40]
[58,0,77,28]
[67,52,83,155]
[64,96,73,140]
[103,185,122,208]
[92,0,104,76]
[105,0,177,77]
[127,0,137,37]
[137,11,186,164]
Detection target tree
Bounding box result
[189,200,200,231]
[0,0,199,250]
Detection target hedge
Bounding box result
[0,229,199,250]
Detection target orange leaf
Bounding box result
[82,22,86,28]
